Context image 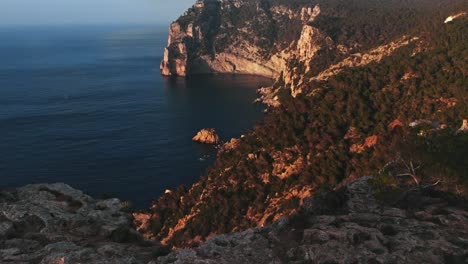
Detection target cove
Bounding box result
[0,25,273,208]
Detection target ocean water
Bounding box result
[0,25,271,208]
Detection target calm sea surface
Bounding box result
[0,25,271,208]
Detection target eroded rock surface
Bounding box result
[0,184,168,264]
[157,177,468,264]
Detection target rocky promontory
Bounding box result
[159,0,459,97]
[160,0,288,78]
[160,0,333,86]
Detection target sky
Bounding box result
[0,0,195,25]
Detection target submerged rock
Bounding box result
[192,128,220,145]
[0,183,169,264]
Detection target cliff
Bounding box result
[160,0,344,92]
[160,0,462,97]
[160,0,295,78]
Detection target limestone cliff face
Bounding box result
[160,23,190,76]
[160,0,330,80]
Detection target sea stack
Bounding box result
[192,128,220,145]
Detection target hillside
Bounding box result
[158,177,468,263]
[137,0,468,248]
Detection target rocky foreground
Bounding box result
[157,177,468,264]
[0,183,169,264]
[2,177,468,263]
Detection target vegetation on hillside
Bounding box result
[138,0,467,248]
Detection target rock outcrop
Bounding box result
[444,12,467,23]
[160,0,292,78]
[457,119,468,134]
[193,128,220,144]
[0,184,169,264]
[159,0,336,83]
[157,177,468,264]
[349,135,379,154]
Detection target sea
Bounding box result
[0,24,272,208]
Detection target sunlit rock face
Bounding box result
[160,0,332,82]
[160,0,290,79]
[444,12,467,23]
[192,128,220,145]
[457,119,468,134]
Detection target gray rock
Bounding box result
[0,221,14,238]
[2,177,467,264]
[302,229,329,244]
[0,183,166,264]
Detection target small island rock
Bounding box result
[193,128,220,145]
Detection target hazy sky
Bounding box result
[0,0,195,25]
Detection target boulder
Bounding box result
[192,128,220,145]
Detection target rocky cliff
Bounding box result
[160,0,295,78]
[160,0,343,93]
[160,0,461,97]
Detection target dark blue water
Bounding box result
[0,25,271,208]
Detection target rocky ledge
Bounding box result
[0,183,169,264]
[157,177,468,264]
